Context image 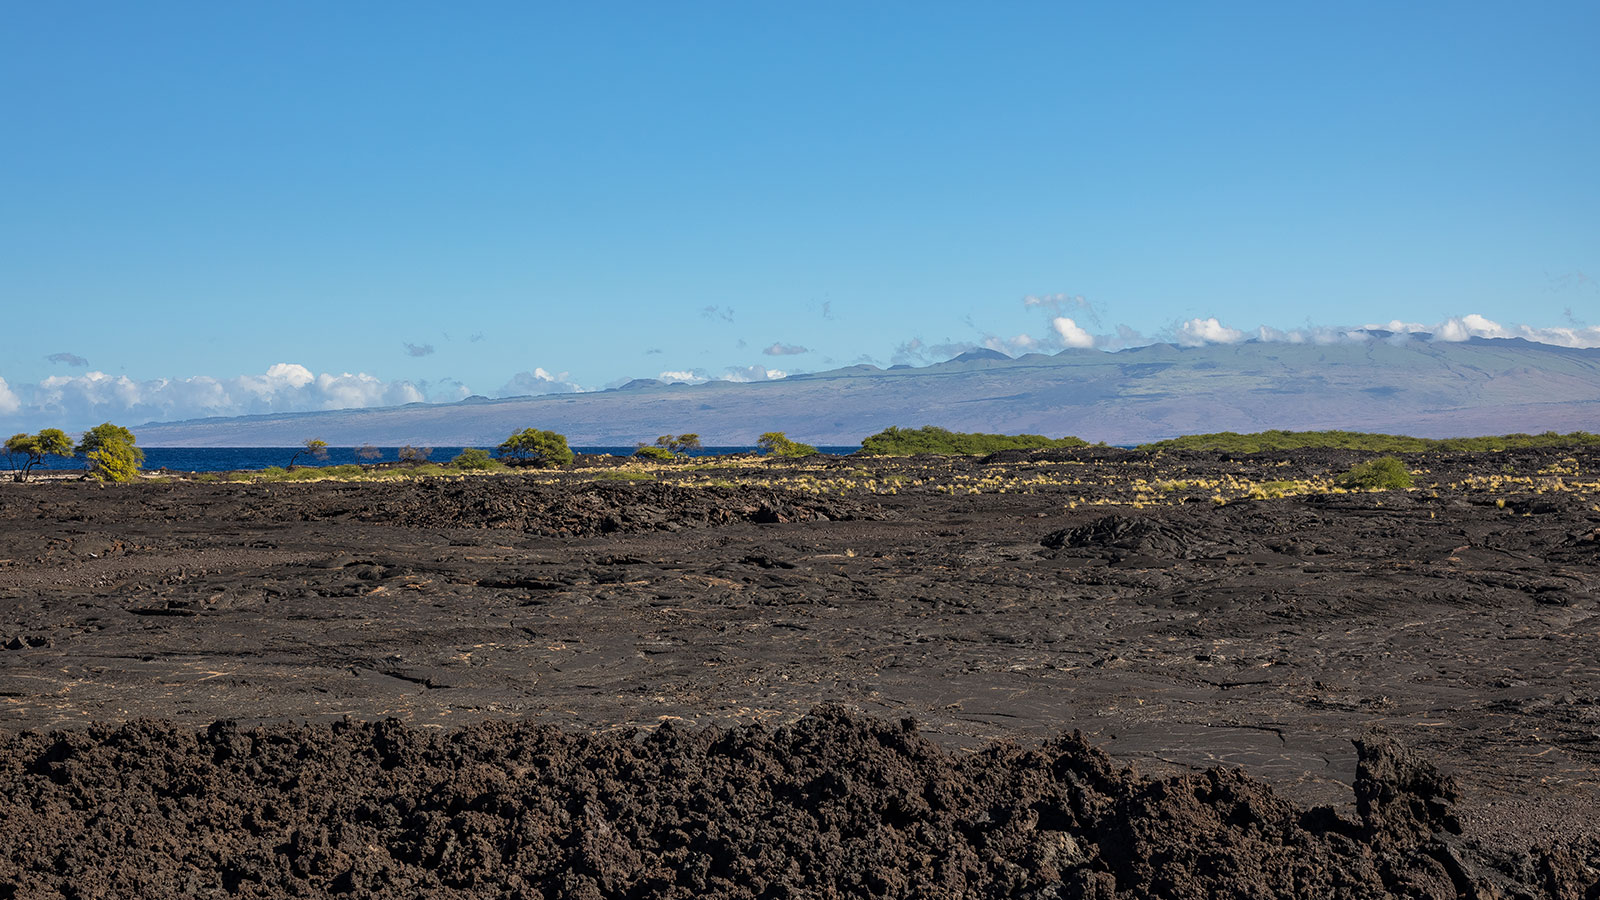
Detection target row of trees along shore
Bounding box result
[280,427,1600,466]
[274,430,580,473]
[3,426,812,484]
[4,424,144,483]
[278,430,818,470]
[11,426,1598,485]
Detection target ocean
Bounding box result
[13,446,863,474]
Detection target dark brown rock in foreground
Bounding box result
[2,707,1592,899]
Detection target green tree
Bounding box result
[288,438,330,469]
[75,423,144,483]
[4,428,74,481]
[398,445,433,464]
[497,428,573,467]
[756,431,817,458]
[645,433,704,458]
[89,440,143,483]
[633,445,677,461]
[450,448,498,470]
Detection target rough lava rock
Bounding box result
[1,708,1595,899]
[246,479,881,536]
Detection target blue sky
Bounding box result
[2,2,1596,431]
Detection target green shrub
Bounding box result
[242,463,381,483]
[858,425,1088,456]
[757,431,817,458]
[1337,457,1413,491]
[450,448,499,470]
[633,445,677,461]
[285,467,331,481]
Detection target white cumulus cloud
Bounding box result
[0,377,20,415]
[1051,317,1096,349]
[1176,317,1248,347]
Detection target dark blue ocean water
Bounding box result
[12,446,862,474]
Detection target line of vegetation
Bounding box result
[218,456,508,483]
[1138,429,1600,453]
[216,429,568,482]
[856,426,1089,456]
[634,433,701,461]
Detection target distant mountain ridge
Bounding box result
[134,336,1600,447]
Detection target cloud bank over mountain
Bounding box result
[4,313,1598,434]
[956,311,1600,361]
[1378,314,1600,349]
[2,364,431,433]
[131,333,1600,448]
[657,366,788,385]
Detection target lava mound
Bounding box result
[1041,514,1195,556]
[3,708,1593,899]
[260,479,879,536]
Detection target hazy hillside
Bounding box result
[133,336,1600,447]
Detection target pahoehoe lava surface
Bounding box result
[3,450,1600,897]
[4,708,1596,898]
